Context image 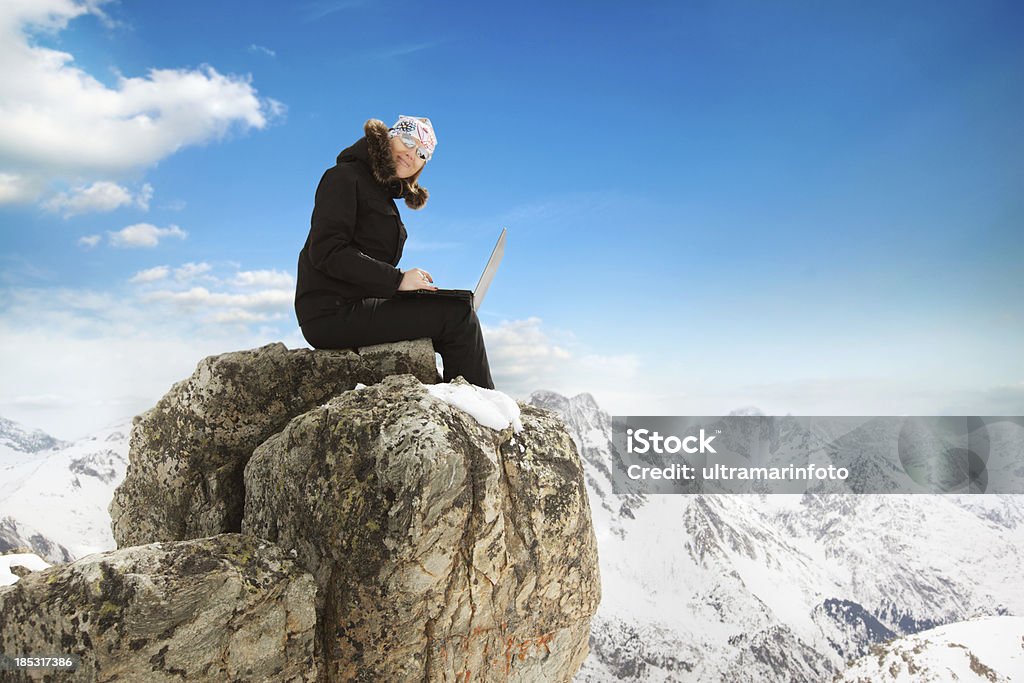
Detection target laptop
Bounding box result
[394,227,506,312]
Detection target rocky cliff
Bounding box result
[0,534,318,681]
[108,340,440,547]
[0,341,601,682]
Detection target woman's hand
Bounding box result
[398,267,439,292]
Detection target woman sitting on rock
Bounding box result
[294,115,494,389]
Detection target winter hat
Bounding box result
[388,114,437,161]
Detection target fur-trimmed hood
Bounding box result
[335,118,429,210]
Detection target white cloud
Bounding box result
[0,171,45,204]
[107,223,186,248]
[7,261,296,331]
[209,309,278,323]
[127,261,295,323]
[2,273,1022,440]
[43,181,153,217]
[0,0,285,204]
[249,44,276,57]
[481,317,643,410]
[173,261,213,282]
[232,269,294,288]
[142,286,292,312]
[485,317,572,379]
[474,317,1015,419]
[265,98,287,121]
[0,274,304,438]
[136,182,154,210]
[129,265,169,283]
[77,234,101,248]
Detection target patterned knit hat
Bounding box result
[388,114,437,161]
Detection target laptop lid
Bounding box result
[472,227,507,311]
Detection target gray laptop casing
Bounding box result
[394,227,506,312]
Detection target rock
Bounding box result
[358,337,440,379]
[835,615,1024,682]
[9,565,31,579]
[110,340,439,548]
[243,374,601,682]
[0,519,74,565]
[0,533,317,682]
[100,345,598,680]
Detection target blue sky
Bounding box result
[1,0,1022,439]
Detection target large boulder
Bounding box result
[0,533,317,682]
[110,340,439,547]
[243,374,601,682]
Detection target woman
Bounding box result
[294,115,495,390]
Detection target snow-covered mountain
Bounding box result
[837,615,1024,682]
[0,415,129,563]
[3,395,1023,682]
[527,390,1024,682]
[0,416,69,454]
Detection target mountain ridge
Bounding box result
[2,387,1023,681]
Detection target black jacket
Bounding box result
[294,119,429,327]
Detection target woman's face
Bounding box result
[390,135,426,178]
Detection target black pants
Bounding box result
[300,296,495,389]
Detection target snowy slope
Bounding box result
[0,416,68,455]
[526,391,1024,682]
[837,615,1024,682]
[0,415,130,563]
[1,416,70,503]
[2,396,1022,682]
[0,552,51,586]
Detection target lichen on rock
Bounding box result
[32,340,603,682]
[0,533,317,682]
[243,374,600,682]
[109,340,439,548]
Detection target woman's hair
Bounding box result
[400,163,424,197]
[398,159,429,210]
[365,118,429,209]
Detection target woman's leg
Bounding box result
[300,297,494,389]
